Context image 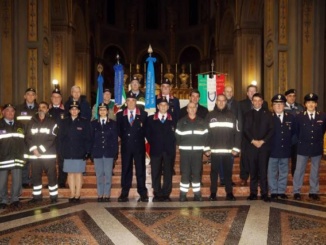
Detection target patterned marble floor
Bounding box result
[0,196,325,245]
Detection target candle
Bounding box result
[130,63,132,73]
[176,63,178,73]
[161,63,163,73]
[190,64,192,73]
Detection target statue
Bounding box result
[179,64,189,89]
[164,64,174,86]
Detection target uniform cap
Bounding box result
[25,88,36,94]
[304,93,318,102]
[130,76,139,83]
[126,91,137,99]
[98,102,108,109]
[3,103,15,110]
[159,96,168,104]
[284,89,296,96]
[271,94,286,103]
[103,88,111,94]
[162,79,171,85]
[70,101,80,109]
[52,88,61,95]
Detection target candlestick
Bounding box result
[189,64,192,73]
[161,63,163,73]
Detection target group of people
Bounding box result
[0,76,324,208]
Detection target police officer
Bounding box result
[15,87,38,188]
[205,94,241,201]
[176,102,208,201]
[293,93,326,201]
[243,93,274,202]
[0,104,25,208]
[268,94,295,199]
[283,89,304,176]
[25,102,58,203]
[116,92,148,202]
[48,88,66,188]
[146,96,175,202]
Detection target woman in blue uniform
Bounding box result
[91,103,118,202]
[58,101,92,202]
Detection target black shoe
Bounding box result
[74,197,80,203]
[261,194,271,202]
[247,193,258,200]
[163,196,172,202]
[50,198,58,204]
[68,197,75,203]
[278,194,288,199]
[179,195,188,202]
[118,194,129,202]
[308,193,320,201]
[194,195,203,201]
[294,193,301,200]
[226,193,236,201]
[138,195,149,202]
[209,193,217,201]
[58,183,66,188]
[104,197,111,202]
[22,183,31,188]
[28,198,42,204]
[152,196,162,202]
[10,201,22,208]
[271,194,278,199]
[0,203,7,209]
[97,197,103,202]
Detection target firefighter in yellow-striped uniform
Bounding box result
[25,102,58,203]
[204,94,241,201]
[175,102,208,201]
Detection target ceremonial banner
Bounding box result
[113,63,125,105]
[198,74,226,111]
[93,73,104,119]
[145,56,156,112]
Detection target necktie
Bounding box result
[102,119,105,125]
[129,111,134,125]
[161,115,165,123]
[290,105,294,109]
[278,114,282,123]
[9,121,13,126]
[310,114,313,121]
[29,106,32,109]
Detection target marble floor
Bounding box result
[0,196,325,245]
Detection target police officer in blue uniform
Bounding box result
[268,94,295,200]
[116,92,148,202]
[293,93,326,201]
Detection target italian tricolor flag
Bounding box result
[198,74,225,111]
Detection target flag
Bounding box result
[145,56,156,114]
[113,63,126,106]
[198,74,225,111]
[94,73,104,119]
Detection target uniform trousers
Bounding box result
[210,154,233,194]
[247,146,269,195]
[31,159,58,199]
[0,168,22,203]
[150,152,173,197]
[267,157,289,194]
[57,156,67,186]
[22,161,31,185]
[180,151,202,194]
[290,144,298,176]
[94,157,113,197]
[293,154,321,194]
[120,147,147,197]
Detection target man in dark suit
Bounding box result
[238,85,268,186]
[243,93,274,202]
[179,89,208,120]
[116,92,148,202]
[293,93,326,201]
[156,79,180,128]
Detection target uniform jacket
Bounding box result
[25,114,58,159]
[175,116,208,151]
[284,102,304,116]
[179,103,208,120]
[64,95,91,121]
[116,107,147,153]
[204,106,241,154]
[156,93,180,127]
[243,108,274,150]
[296,111,326,157]
[270,112,295,158]
[15,102,38,128]
[58,116,92,159]
[91,118,118,158]
[49,105,65,123]
[120,90,146,111]
[146,112,176,156]
[0,119,25,169]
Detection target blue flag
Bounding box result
[114,64,125,105]
[145,56,156,110]
[94,73,104,119]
